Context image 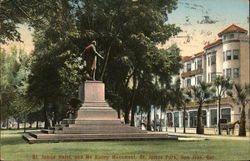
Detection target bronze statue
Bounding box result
[81,41,104,80]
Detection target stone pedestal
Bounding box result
[57,81,133,134]
[23,81,169,143]
[76,81,119,120]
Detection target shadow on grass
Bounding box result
[1,136,26,146]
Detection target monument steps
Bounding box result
[72,120,122,125]
[29,132,169,139]
[61,129,145,134]
[81,103,110,107]
[23,132,174,143]
[61,119,121,125]
[68,124,128,128]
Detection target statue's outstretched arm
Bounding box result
[93,46,104,59]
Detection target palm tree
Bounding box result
[228,83,250,136]
[171,79,191,133]
[191,82,215,134]
[213,76,232,135]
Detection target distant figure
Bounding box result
[82,41,104,80]
[225,120,240,135]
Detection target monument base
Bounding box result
[23,81,170,143]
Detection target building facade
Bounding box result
[169,24,250,130]
[135,24,250,132]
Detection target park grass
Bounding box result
[1,135,250,161]
[0,129,40,134]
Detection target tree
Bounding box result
[23,0,180,79]
[228,83,250,136]
[213,76,232,135]
[3,0,182,128]
[27,51,65,128]
[27,109,43,129]
[0,47,32,129]
[0,0,52,44]
[191,82,215,134]
[157,87,171,131]
[136,72,156,131]
[171,79,192,133]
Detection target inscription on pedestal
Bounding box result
[77,81,119,120]
[83,81,105,102]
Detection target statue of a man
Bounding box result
[82,41,103,80]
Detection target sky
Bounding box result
[161,0,249,56]
[2,0,249,56]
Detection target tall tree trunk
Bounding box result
[36,120,39,129]
[130,73,137,127]
[130,104,136,126]
[218,98,221,135]
[183,106,186,133]
[147,110,151,131]
[23,115,26,132]
[100,44,112,81]
[6,119,9,129]
[43,99,50,129]
[140,109,143,129]
[159,107,162,131]
[17,119,20,130]
[117,107,121,119]
[196,104,204,134]
[154,106,157,131]
[239,105,246,136]
[52,104,57,127]
[124,107,130,124]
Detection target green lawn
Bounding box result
[1,129,39,134]
[1,135,249,161]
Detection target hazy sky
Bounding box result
[161,0,249,56]
[2,0,249,56]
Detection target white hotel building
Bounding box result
[136,24,250,133]
[169,24,249,131]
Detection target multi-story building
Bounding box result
[135,24,250,133]
[167,24,250,131]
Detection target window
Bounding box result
[190,111,197,128]
[223,35,227,40]
[226,68,231,79]
[221,108,231,122]
[211,55,216,65]
[208,57,210,66]
[197,59,202,69]
[174,112,179,127]
[210,110,217,127]
[233,50,239,60]
[226,50,232,61]
[223,52,225,61]
[167,113,173,127]
[186,79,191,87]
[211,72,216,81]
[233,68,240,78]
[229,34,234,39]
[208,73,211,82]
[196,76,202,84]
[187,63,191,72]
